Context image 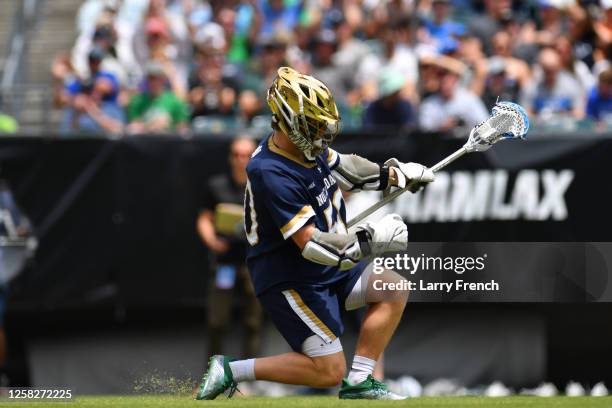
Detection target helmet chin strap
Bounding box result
[305,139,327,160]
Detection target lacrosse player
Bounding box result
[196,67,434,400]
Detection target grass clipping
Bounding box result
[133,372,196,395]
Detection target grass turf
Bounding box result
[2,395,611,408]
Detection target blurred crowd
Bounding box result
[49,0,612,136]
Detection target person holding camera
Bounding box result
[197,137,262,363]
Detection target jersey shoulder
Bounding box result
[247,137,309,184]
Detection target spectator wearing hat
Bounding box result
[127,62,189,134]
[242,33,289,96]
[520,47,586,121]
[65,46,121,106]
[419,56,488,131]
[133,17,188,98]
[60,47,125,134]
[72,24,129,88]
[586,68,612,124]
[362,69,415,128]
[132,0,190,93]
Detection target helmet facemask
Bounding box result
[268,68,340,161]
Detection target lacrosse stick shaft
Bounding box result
[346,146,468,228]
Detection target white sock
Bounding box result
[347,355,376,385]
[229,359,256,382]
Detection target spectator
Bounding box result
[189,49,239,120]
[53,0,612,135]
[481,57,520,109]
[362,69,415,128]
[456,35,489,98]
[226,2,262,65]
[72,24,130,88]
[65,47,120,104]
[594,0,612,47]
[236,90,265,128]
[490,31,531,88]
[567,4,597,68]
[355,17,418,103]
[326,11,370,110]
[555,35,595,94]
[76,0,120,35]
[60,47,125,134]
[520,48,586,121]
[52,52,77,108]
[259,0,302,36]
[133,0,190,93]
[586,68,612,123]
[242,33,289,96]
[127,62,190,134]
[419,56,489,131]
[329,11,369,85]
[534,0,565,48]
[468,0,513,55]
[424,0,465,49]
[197,137,262,362]
[310,30,349,103]
[593,42,612,78]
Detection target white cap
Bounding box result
[194,23,226,51]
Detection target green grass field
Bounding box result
[1,396,611,408]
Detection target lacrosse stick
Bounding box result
[347,101,530,228]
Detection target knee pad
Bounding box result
[301,335,343,358]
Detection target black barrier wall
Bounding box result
[2,132,612,309]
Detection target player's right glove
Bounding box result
[355,213,408,256]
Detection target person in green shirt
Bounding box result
[127,62,190,134]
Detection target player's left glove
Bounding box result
[356,213,408,256]
[385,158,435,193]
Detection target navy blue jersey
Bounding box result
[244,135,348,294]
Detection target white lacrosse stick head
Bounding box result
[464,101,529,153]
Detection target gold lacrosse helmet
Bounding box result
[267,67,340,160]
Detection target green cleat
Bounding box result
[339,375,408,400]
[195,355,238,400]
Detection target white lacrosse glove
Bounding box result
[385,158,435,192]
[355,213,408,256]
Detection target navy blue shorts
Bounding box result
[257,262,366,352]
